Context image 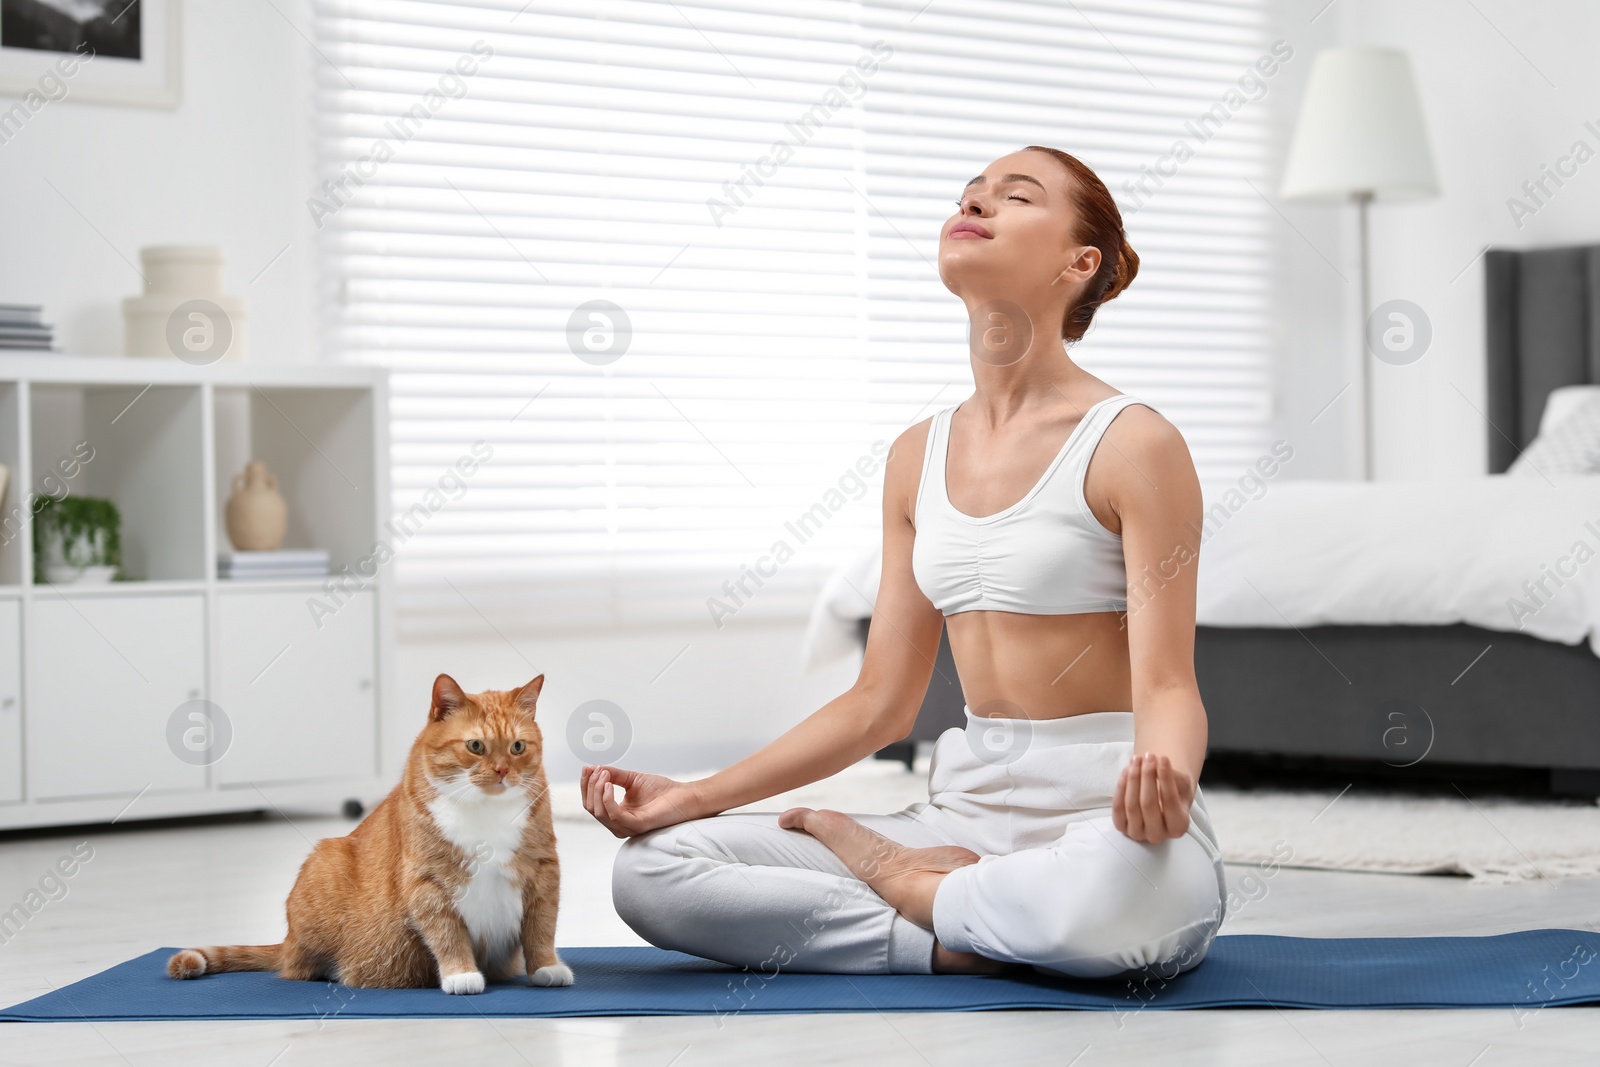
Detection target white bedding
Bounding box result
[800,475,1600,670]
[1192,474,1600,654]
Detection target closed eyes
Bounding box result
[953,194,1031,207]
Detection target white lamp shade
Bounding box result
[1280,47,1440,202]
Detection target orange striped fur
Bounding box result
[167,673,570,992]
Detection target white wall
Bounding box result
[388,618,863,785]
[1271,0,1600,480]
[1264,1,1348,481]
[0,0,317,364]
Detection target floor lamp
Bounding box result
[1279,46,1440,480]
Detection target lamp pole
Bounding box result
[1354,188,1373,480]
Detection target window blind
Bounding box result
[312,0,1278,634]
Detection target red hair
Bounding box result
[1023,145,1140,344]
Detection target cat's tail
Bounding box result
[166,944,282,979]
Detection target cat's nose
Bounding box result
[493,765,508,778]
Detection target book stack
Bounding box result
[217,549,330,581]
[0,304,54,351]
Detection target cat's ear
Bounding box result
[430,674,469,722]
[511,673,544,718]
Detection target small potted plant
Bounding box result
[34,495,122,584]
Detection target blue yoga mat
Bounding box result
[4,930,1598,1020]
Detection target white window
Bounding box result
[314,0,1277,633]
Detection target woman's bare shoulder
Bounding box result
[881,408,947,517]
[1105,399,1190,469]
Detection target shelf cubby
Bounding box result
[213,386,376,575]
[31,382,207,582]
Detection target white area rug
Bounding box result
[1200,784,1600,883]
[551,759,1600,884]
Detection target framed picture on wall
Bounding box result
[0,0,180,108]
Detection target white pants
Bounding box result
[612,708,1228,978]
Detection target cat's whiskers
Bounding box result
[430,772,471,800]
[504,779,550,827]
[427,771,487,810]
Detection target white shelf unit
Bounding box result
[0,356,392,830]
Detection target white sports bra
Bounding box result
[911,393,1149,617]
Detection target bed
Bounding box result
[1191,242,1600,796]
[811,241,1600,797]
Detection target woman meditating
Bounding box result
[580,145,1227,979]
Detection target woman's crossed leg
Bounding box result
[614,801,1222,979]
[780,806,1224,980]
[612,806,977,975]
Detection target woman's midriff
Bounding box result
[945,608,1132,720]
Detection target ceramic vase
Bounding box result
[225,461,288,551]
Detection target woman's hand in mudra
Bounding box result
[580,765,704,838]
[1112,752,1195,844]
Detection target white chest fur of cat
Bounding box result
[427,775,533,981]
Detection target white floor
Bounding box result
[2,792,1598,1065]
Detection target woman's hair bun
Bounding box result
[1103,234,1140,305]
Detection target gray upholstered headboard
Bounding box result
[1485,243,1600,473]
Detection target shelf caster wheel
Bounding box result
[342,798,365,819]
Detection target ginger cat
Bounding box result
[168,673,571,993]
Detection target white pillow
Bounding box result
[1509,389,1600,476]
[1539,384,1600,436]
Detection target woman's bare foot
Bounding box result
[777,807,981,929]
[779,807,1013,974]
[777,809,1011,979]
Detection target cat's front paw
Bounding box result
[529,962,574,987]
[441,970,486,995]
